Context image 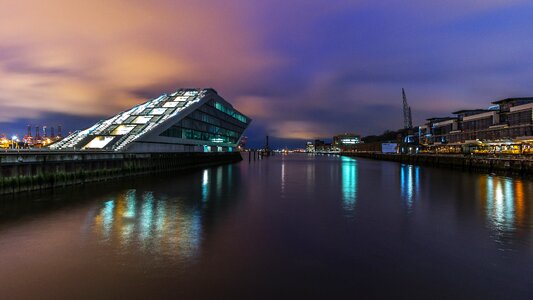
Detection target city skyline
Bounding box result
[1,1,533,148]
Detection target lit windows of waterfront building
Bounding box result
[49,88,251,153]
[333,133,361,152]
[306,141,315,153]
[418,97,533,154]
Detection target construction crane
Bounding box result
[402,88,413,129]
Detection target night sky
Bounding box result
[1,0,533,148]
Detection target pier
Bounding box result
[342,152,533,176]
[0,151,242,194]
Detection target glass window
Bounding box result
[111,125,136,135]
[83,136,115,149]
[174,96,188,102]
[150,108,167,115]
[163,102,179,108]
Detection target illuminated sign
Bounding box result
[382,143,398,153]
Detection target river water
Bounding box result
[0,154,532,299]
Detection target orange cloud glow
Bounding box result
[0,0,281,122]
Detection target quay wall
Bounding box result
[342,152,533,176]
[0,151,242,195]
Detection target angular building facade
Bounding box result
[50,88,251,152]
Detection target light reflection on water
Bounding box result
[89,164,237,262]
[2,155,533,298]
[88,158,533,259]
[478,175,530,246]
[400,164,420,212]
[202,169,209,202]
[341,156,358,213]
[93,191,202,260]
[306,161,315,189]
[281,157,286,198]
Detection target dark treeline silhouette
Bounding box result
[362,128,410,143]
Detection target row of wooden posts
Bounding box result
[248,150,273,162]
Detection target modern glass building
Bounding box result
[50,88,251,152]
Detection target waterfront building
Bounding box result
[419,97,533,154]
[306,142,315,153]
[333,133,361,151]
[313,139,333,152]
[50,88,251,152]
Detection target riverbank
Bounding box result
[342,152,533,176]
[0,151,242,195]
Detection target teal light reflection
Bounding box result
[400,164,419,211]
[179,210,202,258]
[123,189,136,218]
[101,200,115,238]
[155,200,166,235]
[485,176,516,233]
[341,156,358,212]
[92,189,204,260]
[140,192,154,243]
[202,169,209,202]
[121,190,136,244]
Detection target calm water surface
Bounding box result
[0,154,532,299]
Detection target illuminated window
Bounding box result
[83,136,115,149]
[210,137,225,143]
[340,138,359,144]
[114,113,131,124]
[214,102,247,123]
[111,125,136,135]
[163,102,179,108]
[150,108,167,115]
[174,96,188,101]
[132,116,152,124]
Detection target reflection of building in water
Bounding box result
[281,157,286,197]
[93,189,202,259]
[400,164,419,210]
[306,162,315,193]
[202,169,209,202]
[515,180,525,228]
[478,175,529,236]
[341,157,358,212]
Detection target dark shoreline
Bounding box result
[341,152,533,177]
[0,151,242,195]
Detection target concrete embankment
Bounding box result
[342,152,533,176]
[0,151,242,195]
